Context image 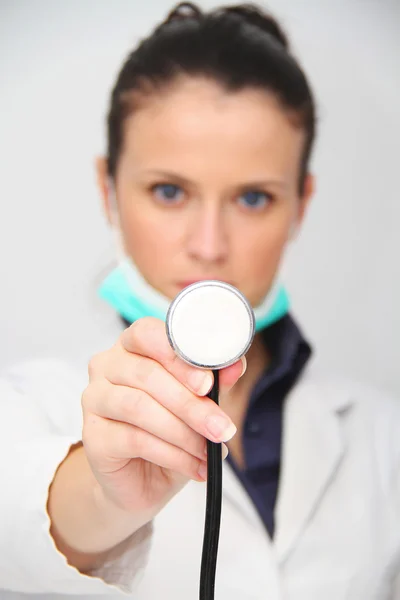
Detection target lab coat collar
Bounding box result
[222,365,355,564]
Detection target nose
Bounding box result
[186,201,228,265]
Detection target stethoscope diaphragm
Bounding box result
[166,280,255,369]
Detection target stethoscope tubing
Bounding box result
[200,370,221,600]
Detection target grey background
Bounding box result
[1,0,399,394]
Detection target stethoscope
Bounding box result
[166,280,255,600]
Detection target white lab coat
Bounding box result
[1,356,400,600]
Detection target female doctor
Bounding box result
[1,3,400,599]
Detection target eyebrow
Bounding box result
[140,169,288,191]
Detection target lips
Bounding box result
[177,279,233,289]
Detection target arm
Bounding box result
[0,361,152,595]
[48,441,152,573]
[0,321,240,594]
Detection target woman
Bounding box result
[1,3,399,599]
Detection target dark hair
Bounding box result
[107,2,316,194]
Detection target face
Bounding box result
[97,77,313,307]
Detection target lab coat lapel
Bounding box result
[222,461,283,598]
[273,373,352,563]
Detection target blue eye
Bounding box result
[238,190,272,210]
[152,183,184,204]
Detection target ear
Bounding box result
[291,173,315,239]
[95,156,112,226]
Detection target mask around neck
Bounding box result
[98,255,289,332]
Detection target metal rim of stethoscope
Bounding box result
[166,280,256,370]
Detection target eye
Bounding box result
[151,183,184,204]
[237,190,272,210]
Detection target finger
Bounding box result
[88,416,209,482]
[219,355,247,391]
[120,317,245,396]
[84,380,208,461]
[102,353,238,443]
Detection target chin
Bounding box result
[248,286,274,307]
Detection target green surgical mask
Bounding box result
[98,255,289,332]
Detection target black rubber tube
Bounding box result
[199,370,222,600]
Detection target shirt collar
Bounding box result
[251,313,313,401]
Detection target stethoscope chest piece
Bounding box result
[166,280,255,369]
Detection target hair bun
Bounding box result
[165,2,203,23]
[219,4,289,50]
[164,3,288,50]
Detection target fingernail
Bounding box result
[198,462,207,481]
[204,441,229,458]
[189,370,213,396]
[222,443,229,460]
[205,415,237,442]
[240,355,247,378]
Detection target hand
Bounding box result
[81,317,245,518]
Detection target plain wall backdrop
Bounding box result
[1,0,399,394]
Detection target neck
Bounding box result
[220,332,269,425]
[229,332,269,394]
[219,332,269,469]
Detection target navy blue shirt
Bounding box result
[227,314,312,539]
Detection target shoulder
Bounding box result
[298,359,399,415]
[0,358,88,437]
[0,357,88,395]
[297,360,400,460]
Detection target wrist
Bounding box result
[91,480,151,541]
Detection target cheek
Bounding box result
[121,207,183,276]
[233,212,291,299]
